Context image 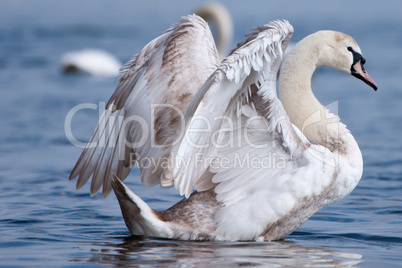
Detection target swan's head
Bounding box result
[317,31,377,90]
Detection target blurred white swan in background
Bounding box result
[60,3,233,78]
[195,2,233,59]
[61,49,122,77]
[69,14,377,241]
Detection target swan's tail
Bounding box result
[111,174,173,237]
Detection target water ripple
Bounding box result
[69,236,364,267]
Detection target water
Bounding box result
[0,0,401,266]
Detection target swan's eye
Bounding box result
[348,46,364,66]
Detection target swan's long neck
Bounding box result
[279,34,360,157]
[196,3,233,59]
[279,35,342,152]
[279,33,363,198]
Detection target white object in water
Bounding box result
[61,49,122,77]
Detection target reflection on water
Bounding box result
[73,235,362,267]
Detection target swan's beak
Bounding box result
[351,60,378,91]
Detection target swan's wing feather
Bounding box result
[70,14,219,197]
[164,20,295,197]
[171,20,337,206]
[208,97,336,206]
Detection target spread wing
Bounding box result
[164,20,336,205]
[69,14,219,197]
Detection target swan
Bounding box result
[195,2,233,59]
[61,49,122,77]
[69,15,377,241]
[60,3,231,78]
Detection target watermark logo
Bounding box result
[65,100,340,170]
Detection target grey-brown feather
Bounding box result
[69,15,220,197]
[110,174,143,232]
[158,189,220,234]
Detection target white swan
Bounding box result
[69,15,377,241]
[60,3,231,78]
[61,49,122,77]
[195,2,233,59]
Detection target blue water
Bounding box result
[1,0,401,267]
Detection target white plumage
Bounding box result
[70,15,377,241]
